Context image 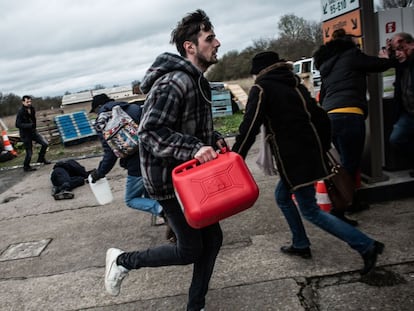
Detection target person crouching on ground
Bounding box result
[50,159,89,200]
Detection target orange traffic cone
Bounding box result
[315,180,331,212]
[1,130,17,156]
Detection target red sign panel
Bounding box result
[385,22,396,33]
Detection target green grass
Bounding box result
[0,140,102,169]
[383,68,395,77]
[213,111,243,136]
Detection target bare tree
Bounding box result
[278,14,308,41]
[276,14,323,60]
[309,21,323,46]
[207,13,322,80]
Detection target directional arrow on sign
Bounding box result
[352,18,358,29]
[322,8,362,43]
[324,28,330,38]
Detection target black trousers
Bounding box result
[118,197,223,311]
[22,131,48,168]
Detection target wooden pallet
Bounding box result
[37,109,66,145]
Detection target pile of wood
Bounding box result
[225,84,248,110]
[36,109,66,145]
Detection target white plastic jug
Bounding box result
[88,175,114,205]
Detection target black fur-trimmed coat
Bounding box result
[313,39,396,117]
[232,62,331,191]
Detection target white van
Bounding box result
[293,58,321,86]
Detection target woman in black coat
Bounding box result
[313,29,397,223]
[232,51,384,275]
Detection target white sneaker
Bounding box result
[105,248,129,296]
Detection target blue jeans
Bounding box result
[124,175,162,216]
[118,197,223,311]
[389,111,414,163]
[275,179,374,254]
[329,113,365,178]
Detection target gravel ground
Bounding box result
[0,168,22,195]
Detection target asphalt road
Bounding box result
[1,138,413,310]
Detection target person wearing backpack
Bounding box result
[89,94,172,236]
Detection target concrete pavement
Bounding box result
[0,138,413,311]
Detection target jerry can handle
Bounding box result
[174,144,230,175]
[219,146,229,154]
[173,159,200,174]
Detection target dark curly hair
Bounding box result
[170,9,213,57]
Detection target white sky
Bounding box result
[0,0,377,98]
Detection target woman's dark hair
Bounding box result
[170,9,213,57]
[332,28,355,44]
[332,28,346,40]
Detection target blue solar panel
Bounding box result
[54,110,97,145]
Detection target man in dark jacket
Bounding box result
[104,10,226,311]
[232,51,384,276]
[15,95,50,171]
[313,29,397,222]
[387,32,414,176]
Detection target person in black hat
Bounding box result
[313,28,397,221]
[249,51,284,75]
[232,50,385,275]
[89,93,174,241]
[90,93,114,113]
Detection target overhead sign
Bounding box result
[321,0,360,22]
[322,9,362,43]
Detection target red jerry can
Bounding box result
[172,150,259,228]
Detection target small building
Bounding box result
[61,85,137,107]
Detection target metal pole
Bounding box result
[360,0,389,183]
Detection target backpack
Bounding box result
[102,105,140,158]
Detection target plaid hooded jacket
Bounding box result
[138,52,219,200]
